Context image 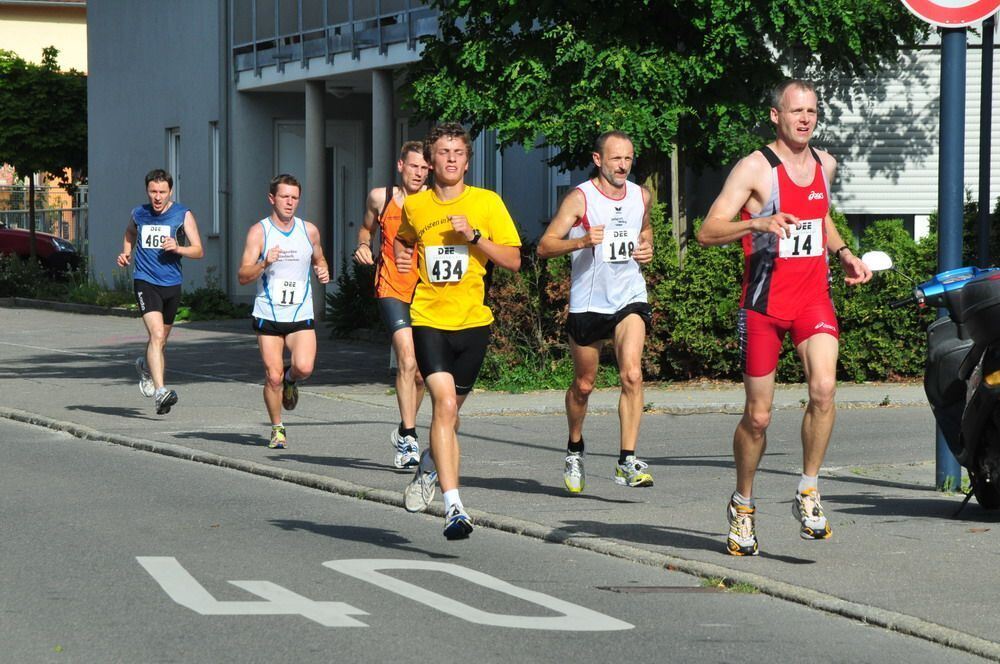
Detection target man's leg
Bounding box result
[796,333,839,477]
[424,371,465,494]
[613,314,646,454]
[257,333,287,427]
[141,312,172,391]
[392,326,425,429]
[734,372,776,498]
[284,328,317,383]
[566,340,601,444]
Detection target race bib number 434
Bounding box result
[778,218,823,258]
[427,245,468,283]
[140,224,171,249]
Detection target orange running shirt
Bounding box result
[375,194,420,301]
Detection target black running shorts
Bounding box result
[252,317,315,336]
[377,296,412,335]
[411,325,490,395]
[134,279,182,325]
[565,301,652,347]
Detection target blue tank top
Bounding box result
[132,203,189,286]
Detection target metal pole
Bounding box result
[978,15,995,268]
[937,28,967,490]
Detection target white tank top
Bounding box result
[567,179,647,314]
[252,216,315,322]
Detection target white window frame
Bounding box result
[166,127,181,202]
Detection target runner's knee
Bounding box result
[743,407,772,435]
[808,376,836,412]
[571,375,595,399]
[619,365,643,392]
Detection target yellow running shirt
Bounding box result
[398,186,521,330]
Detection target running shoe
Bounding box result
[135,356,155,398]
[563,452,585,493]
[154,389,178,415]
[281,367,299,411]
[793,487,832,540]
[403,450,437,513]
[268,425,287,449]
[614,455,654,487]
[727,495,759,556]
[390,428,421,469]
[443,504,473,540]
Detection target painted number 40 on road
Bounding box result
[138,557,633,631]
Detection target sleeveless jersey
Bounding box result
[252,216,315,322]
[375,195,420,301]
[567,179,647,314]
[740,146,831,321]
[132,202,188,286]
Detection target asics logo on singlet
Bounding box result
[808,191,825,201]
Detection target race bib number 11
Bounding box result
[270,279,305,306]
[778,218,823,258]
[140,224,170,249]
[427,245,468,283]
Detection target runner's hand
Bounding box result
[116,252,131,267]
[265,245,282,265]
[449,215,474,241]
[162,237,179,253]
[396,245,414,273]
[313,264,330,284]
[840,250,872,286]
[755,213,799,239]
[632,240,653,264]
[354,243,374,265]
[586,225,605,247]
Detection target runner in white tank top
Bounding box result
[538,131,656,495]
[567,179,647,314]
[252,216,315,323]
[238,175,330,450]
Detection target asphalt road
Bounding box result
[2,418,987,664]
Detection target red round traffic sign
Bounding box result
[901,0,1000,27]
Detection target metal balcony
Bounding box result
[231,0,438,78]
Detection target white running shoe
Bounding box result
[563,452,585,493]
[390,428,420,469]
[404,450,437,513]
[135,357,155,398]
[443,504,473,540]
[794,488,832,540]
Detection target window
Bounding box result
[166,127,181,202]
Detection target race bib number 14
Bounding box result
[427,245,468,283]
[140,224,170,249]
[778,218,823,258]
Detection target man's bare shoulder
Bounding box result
[811,146,837,168]
[366,186,389,208]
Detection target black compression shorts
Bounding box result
[411,325,490,395]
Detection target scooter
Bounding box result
[863,251,1000,510]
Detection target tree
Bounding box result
[405,0,926,183]
[0,47,87,261]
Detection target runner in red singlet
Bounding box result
[354,142,430,470]
[697,79,873,556]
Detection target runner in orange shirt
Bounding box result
[354,142,430,469]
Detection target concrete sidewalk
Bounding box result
[2,305,998,660]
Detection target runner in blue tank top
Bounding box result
[116,169,204,415]
[237,174,330,450]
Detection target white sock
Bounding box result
[443,489,462,512]
[154,387,167,398]
[798,473,819,494]
[732,491,754,507]
[272,423,283,429]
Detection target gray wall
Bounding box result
[88,0,225,290]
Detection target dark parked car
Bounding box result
[0,224,82,274]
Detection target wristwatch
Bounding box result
[469,228,482,245]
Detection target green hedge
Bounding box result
[325,203,988,387]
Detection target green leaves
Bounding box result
[408,0,925,177]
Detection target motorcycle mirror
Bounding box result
[861,251,894,272]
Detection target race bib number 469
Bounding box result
[778,218,823,258]
[427,245,468,283]
[140,224,171,249]
[603,228,636,263]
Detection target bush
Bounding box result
[324,259,382,337]
[0,253,51,298]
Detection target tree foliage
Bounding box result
[405,0,926,178]
[0,47,87,257]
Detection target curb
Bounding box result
[0,297,136,318]
[2,406,997,661]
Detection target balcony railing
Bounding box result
[231,0,438,77]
